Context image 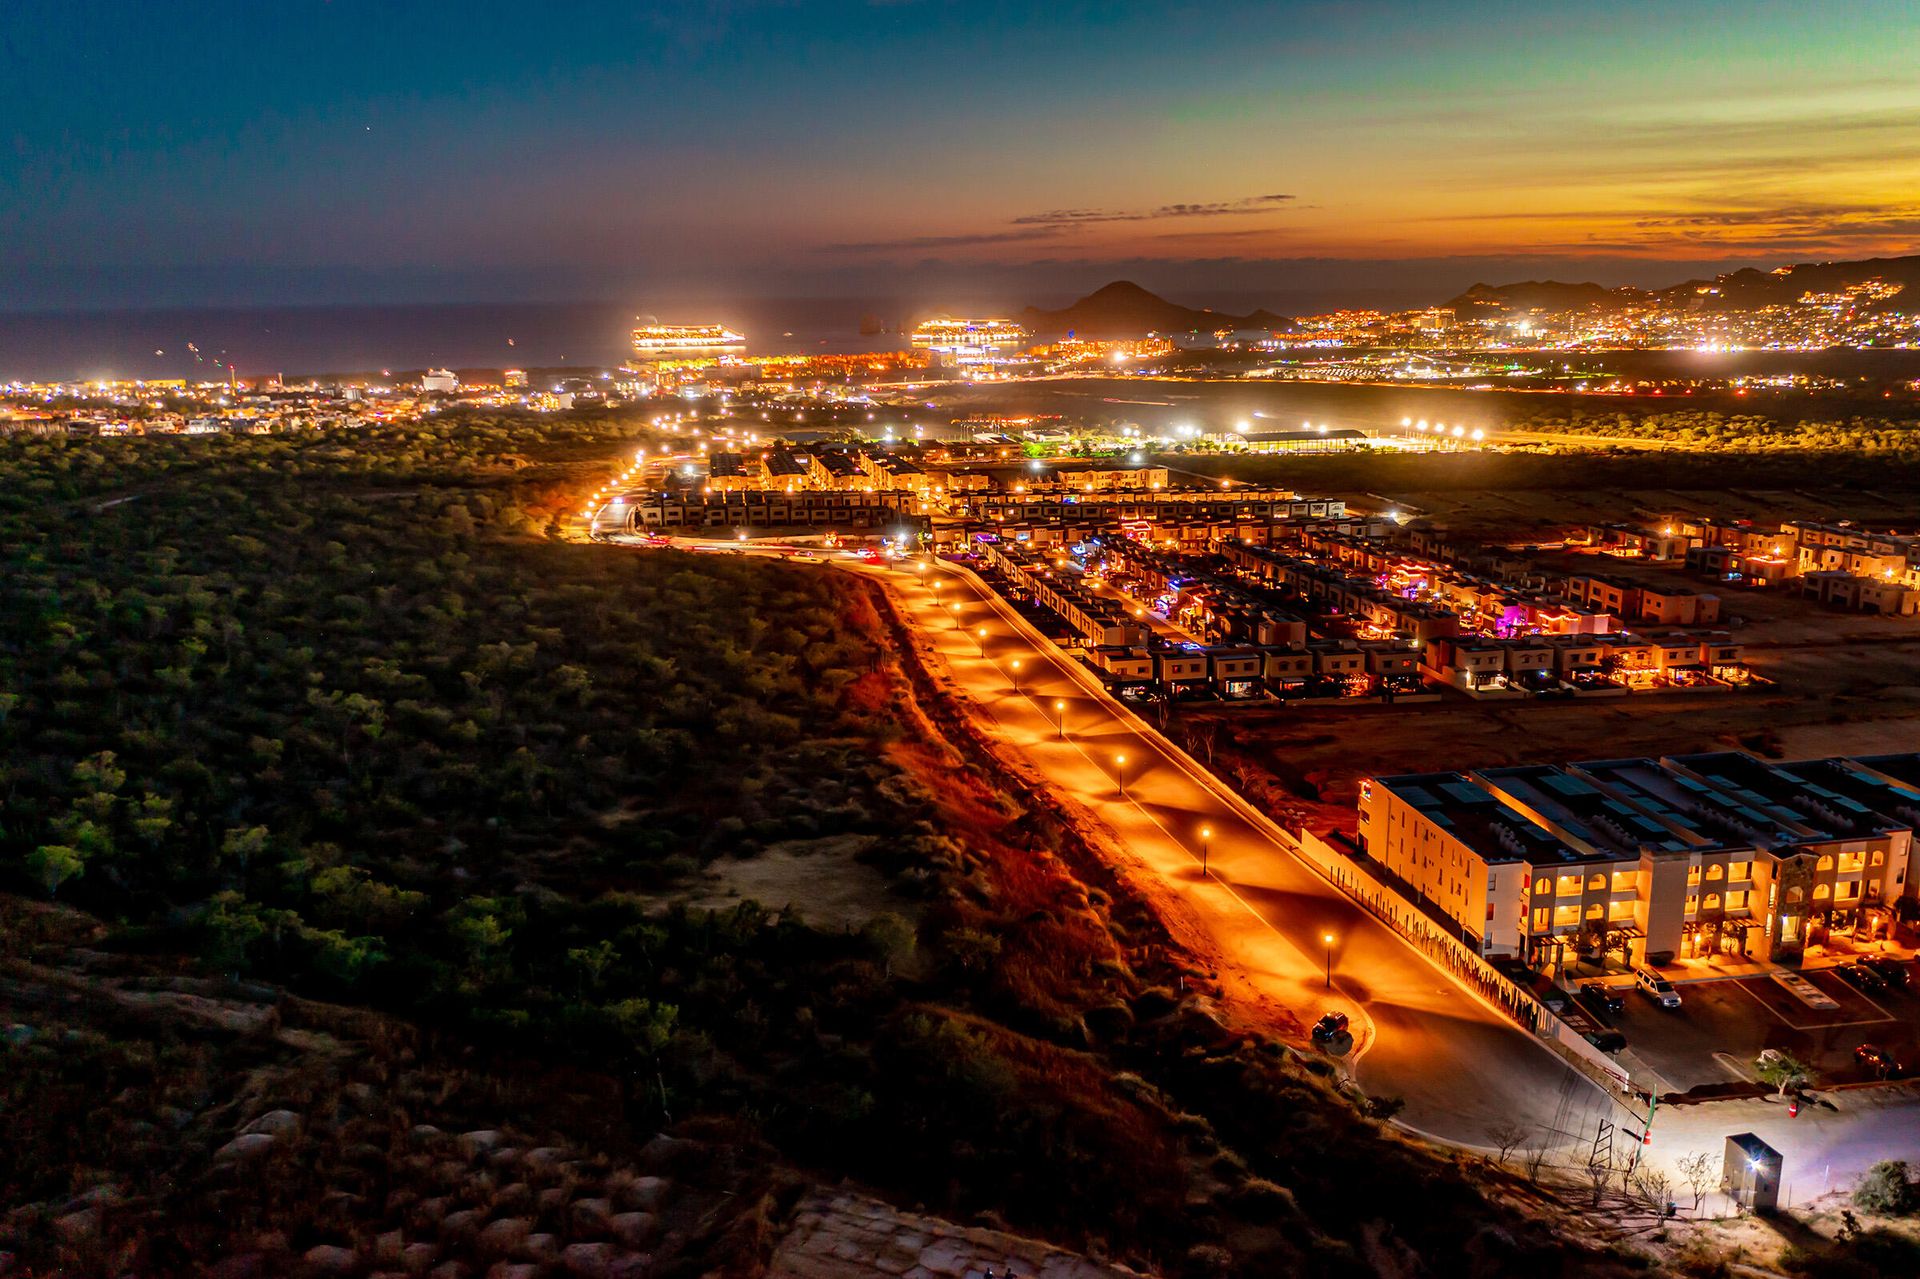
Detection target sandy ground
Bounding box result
[689,835,907,932]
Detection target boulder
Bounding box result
[242,1109,303,1138]
[519,1234,560,1264]
[439,1208,484,1241]
[607,1214,654,1249]
[559,1244,614,1279]
[372,1231,406,1265]
[569,1198,613,1232]
[613,1177,669,1213]
[215,1133,279,1162]
[458,1131,506,1158]
[478,1218,531,1257]
[400,1243,439,1276]
[300,1244,359,1276]
[483,1266,542,1279]
[427,1265,472,1279]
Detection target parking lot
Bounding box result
[1604,964,1920,1092]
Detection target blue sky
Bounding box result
[4,0,1918,308]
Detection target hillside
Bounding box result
[1446,252,1920,317]
[1022,280,1291,336]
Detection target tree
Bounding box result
[26,844,87,898]
[1630,1167,1674,1217]
[1854,1160,1917,1216]
[1676,1150,1719,1215]
[1484,1118,1530,1166]
[1521,1138,1553,1185]
[860,912,916,978]
[1755,1049,1811,1097]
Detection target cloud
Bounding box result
[1012,194,1295,226]
[822,226,1064,253]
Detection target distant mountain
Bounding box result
[1445,280,1630,317]
[1021,281,1290,336]
[1445,253,1920,317]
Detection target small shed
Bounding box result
[1722,1132,1782,1213]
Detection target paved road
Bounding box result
[1632,1083,1920,1213]
[846,554,1616,1144]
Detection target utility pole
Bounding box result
[1627,1092,1658,1176]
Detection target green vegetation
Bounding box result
[1853,1160,1918,1216]
[1518,409,1920,453]
[2,416,1657,1275]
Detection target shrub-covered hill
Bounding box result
[3,420,1668,1277]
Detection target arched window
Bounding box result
[1705,894,1721,910]
[1588,873,1606,890]
[1786,887,1804,903]
[1813,884,1830,900]
[1817,855,1834,871]
[1705,864,1724,880]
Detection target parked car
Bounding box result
[1837,963,1887,993]
[789,550,821,562]
[1585,1029,1629,1054]
[1635,967,1682,1009]
[1861,957,1913,989]
[1856,1043,1907,1079]
[1579,982,1626,1017]
[1311,1011,1350,1043]
[1835,960,1881,990]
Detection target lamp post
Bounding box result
[949,603,961,631]
[1200,826,1212,876]
[975,626,988,657]
[1323,933,1335,988]
[1115,754,1128,797]
[1053,699,1066,739]
[1010,658,1023,695]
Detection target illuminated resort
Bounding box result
[631,323,748,358]
[910,317,1032,368]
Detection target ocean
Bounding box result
[0,297,946,383]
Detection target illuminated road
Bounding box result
[853,555,1617,1146]
[591,532,1619,1147]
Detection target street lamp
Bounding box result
[1323,933,1335,988]
[950,603,962,630]
[1053,699,1066,739]
[1115,754,1128,797]
[975,626,988,657]
[1200,826,1212,876]
[1010,658,1023,694]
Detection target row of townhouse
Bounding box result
[1578,523,1694,562]
[1559,572,1721,626]
[1219,539,1482,642]
[1263,529,1627,637]
[616,489,928,532]
[858,450,934,495]
[1086,636,1422,699]
[1662,515,1920,612]
[1358,751,1920,968]
[980,542,1150,648]
[954,490,1347,524]
[964,516,1291,554]
[1421,632,1744,692]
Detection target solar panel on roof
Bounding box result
[1399,785,1439,808]
[1443,782,1491,805]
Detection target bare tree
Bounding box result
[1521,1138,1553,1185]
[1676,1151,1719,1216]
[1630,1168,1674,1218]
[1485,1118,1530,1167]
[1583,1153,1614,1207]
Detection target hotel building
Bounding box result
[1358,753,1916,969]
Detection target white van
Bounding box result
[1635,967,1682,1009]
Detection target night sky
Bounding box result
[5,0,1918,310]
